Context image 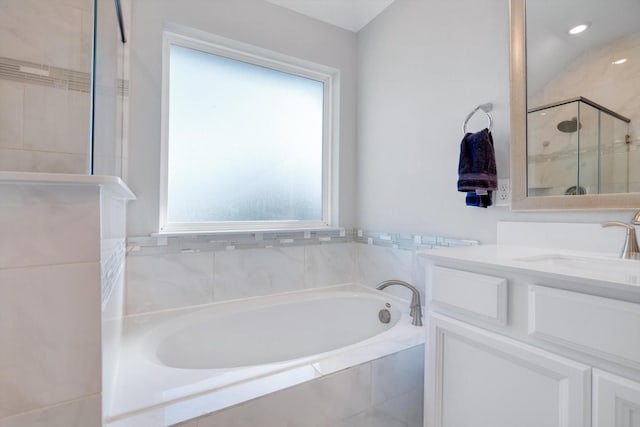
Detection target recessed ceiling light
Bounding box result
[612,58,628,65]
[569,23,590,35]
[540,112,547,116]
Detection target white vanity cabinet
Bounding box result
[593,369,640,426]
[428,314,591,427]
[422,247,640,427]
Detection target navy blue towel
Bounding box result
[457,128,497,208]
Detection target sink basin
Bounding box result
[514,254,640,283]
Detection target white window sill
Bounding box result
[152,226,346,238]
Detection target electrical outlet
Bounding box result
[496,178,511,206]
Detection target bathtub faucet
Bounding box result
[375,280,423,327]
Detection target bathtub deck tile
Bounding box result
[0,394,101,427]
[370,345,425,405]
[324,408,408,427]
[184,362,372,427]
[407,388,425,427]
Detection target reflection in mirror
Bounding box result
[525,0,640,197]
[527,97,630,196]
[510,0,640,210]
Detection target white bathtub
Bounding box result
[106,283,424,427]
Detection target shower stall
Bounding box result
[527,96,631,196]
[0,0,128,177]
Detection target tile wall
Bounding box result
[174,345,424,427]
[0,176,133,427]
[125,230,477,314]
[0,182,102,427]
[101,194,129,419]
[0,0,93,174]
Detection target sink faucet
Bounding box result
[376,280,423,326]
[602,220,640,260]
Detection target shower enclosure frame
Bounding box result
[527,96,631,196]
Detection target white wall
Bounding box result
[356,0,638,244]
[126,0,357,236]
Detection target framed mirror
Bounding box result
[510,0,640,210]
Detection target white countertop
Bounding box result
[419,245,640,293]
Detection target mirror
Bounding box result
[510,0,640,210]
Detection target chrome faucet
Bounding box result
[602,219,640,260]
[376,280,423,326]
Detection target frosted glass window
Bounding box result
[166,43,325,226]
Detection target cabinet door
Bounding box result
[594,369,640,427]
[426,314,591,427]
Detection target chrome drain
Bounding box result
[378,308,391,324]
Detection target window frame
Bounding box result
[159,30,339,234]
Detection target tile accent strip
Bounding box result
[127,229,478,256]
[0,56,129,96]
[354,229,478,251]
[0,56,91,92]
[127,229,353,256]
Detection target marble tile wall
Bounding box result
[0,182,102,427]
[125,242,357,314]
[125,229,476,314]
[101,194,129,419]
[0,0,93,174]
[174,345,424,427]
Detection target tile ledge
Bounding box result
[0,171,136,200]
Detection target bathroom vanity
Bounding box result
[421,243,640,427]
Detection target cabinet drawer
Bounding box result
[430,266,508,324]
[529,285,640,370]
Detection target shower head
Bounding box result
[557,117,581,133]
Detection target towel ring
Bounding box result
[463,103,493,134]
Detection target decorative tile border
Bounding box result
[0,56,91,92]
[354,229,478,251]
[0,56,129,96]
[127,228,353,256]
[127,229,477,256]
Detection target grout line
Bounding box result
[0,259,101,272]
[0,393,101,422]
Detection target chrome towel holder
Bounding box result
[463,103,493,134]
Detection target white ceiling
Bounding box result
[527,0,640,97]
[266,0,395,32]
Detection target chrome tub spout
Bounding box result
[376,280,423,326]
